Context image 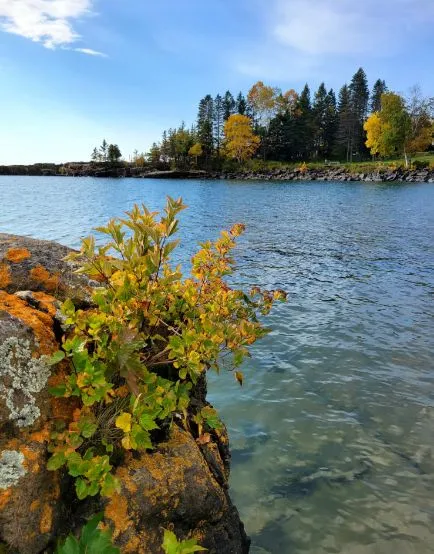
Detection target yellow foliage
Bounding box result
[188,143,203,158]
[223,114,260,163]
[364,112,383,156]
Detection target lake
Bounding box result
[1,176,434,554]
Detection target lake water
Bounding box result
[1,176,434,554]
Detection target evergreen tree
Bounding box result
[107,144,122,163]
[236,92,247,115]
[100,139,108,162]
[293,84,313,160]
[313,83,328,158]
[323,89,338,159]
[213,94,225,155]
[349,67,370,158]
[91,147,100,162]
[197,95,214,160]
[370,79,388,113]
[336,85,353,162]
[222,91,235,121]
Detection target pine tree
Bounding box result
[91,147,99,163]
[323,89,338,159]
[349,68,370,158]
[236,92,247,115]
[313,83,328,158]
[370,79,388,113]
[336,85,353,161]
[197,95,214,161]
[100,139,108,162]
[293,84,313,160]
[222,91,235,121]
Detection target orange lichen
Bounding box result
[20,445,42,474]
[0,489,12,511]
[116,467,138,494]
[31,291,57,316]
[29,425,51,444]
[104,493,133,539]
[0,262,11,289]
[39,503,53,534]
[0,291,56,354]
[124,535,141,553]
[29,265,60,293]
[30,500,40,512]
[5,247,31,263]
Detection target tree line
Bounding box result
[91,140,122,164]
[140,68,432,169]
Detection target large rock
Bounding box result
[0,234,249,554]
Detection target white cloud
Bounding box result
[75,47,107,57]
[0,0,103,53]
[272,0,434,56]
[233,0,434,81]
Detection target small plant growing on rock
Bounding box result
[47,196,286,500]
[56,513,119,554]
[162,529,206,554]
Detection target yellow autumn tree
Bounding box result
[364,112,385,157]
[223,114,260,163]
[188,143,203,165]
[247,81,279,128]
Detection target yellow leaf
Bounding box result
[235,371,244,386]
[115,412,132,433]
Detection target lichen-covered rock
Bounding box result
[0,234,250,554]
[0,234,96,305]
[104,426,249,554]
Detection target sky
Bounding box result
[0,0,433,164]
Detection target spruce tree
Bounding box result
[323,89,338,159]
[349,68,370,158]
[236,92,247,115]
[336,85,353,162]
[370,79,388,113]
[213,94,225,155]
[222,91,235,121]
[197,95,214,161]
[313,83,328,158]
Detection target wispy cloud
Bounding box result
[75,47,107,57]
[0,0,104,55]
[234,0,434,80]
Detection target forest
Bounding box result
[122,68,433,171]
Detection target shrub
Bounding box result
[47,197,285,500]
[412,160,430,170]
[56,513,119,554]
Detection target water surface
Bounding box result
[1,176,434,554]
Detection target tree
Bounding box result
[370,79,387,113]
[364,112,383,157]
[247,81,279,130]
[336,84,353,161]
[223,91,236,121]
[100,139,108,162]
[188,143,203,166]
[91,147,100,163]
[223,114,260,163]
[323,89,338,159]
[364,92,409,163]
[236,92,247,115]
[349,67,369,158]
[107,144,122,163]
[405,86,434,157]
[197,95,214,161]
[148,143,161,165]
[313,83,328,158]
[213,94,225,155]
[293,84,313,160]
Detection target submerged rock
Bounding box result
[0,234,249,554]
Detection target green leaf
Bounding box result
[48,350,66,366]
[139,413,159,431]
[48,384,67,397]
[75,478,89,500]
[80,513,104,544]
[56,535,80,554]
[47,452,66,471]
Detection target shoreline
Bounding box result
[0,163,433,183]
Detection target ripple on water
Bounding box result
[1,176,434,553]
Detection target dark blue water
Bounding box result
[1,176,434,554]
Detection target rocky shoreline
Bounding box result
[0,163,433,183]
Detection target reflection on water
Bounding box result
[1,176,434,553]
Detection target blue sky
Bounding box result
[0,0,433,164]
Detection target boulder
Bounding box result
[0,234,250,554]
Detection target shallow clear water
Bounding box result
[1,176,434,554]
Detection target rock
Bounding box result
[0,234,250,554]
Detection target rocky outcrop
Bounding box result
[0,235,249,554]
